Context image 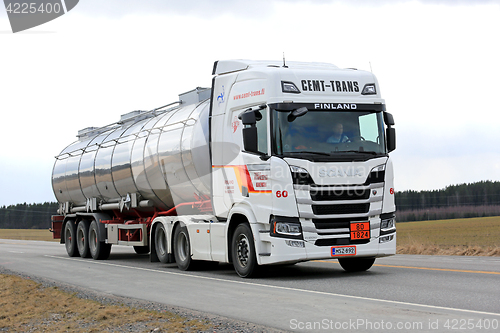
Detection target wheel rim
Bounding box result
[156,227,167,257]
[236,234,250,268]
[176,231,189,262]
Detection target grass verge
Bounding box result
[396,216,500,256]
[0,273,211,332]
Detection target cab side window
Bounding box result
[256,108,268,154]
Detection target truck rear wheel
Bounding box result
[155,223,169,263]
[89,220,111,260]
[231,223,258,278]
[76,220,91,258]
[64,220,78,257]
[173,225,195,270]
[338,257,375,272]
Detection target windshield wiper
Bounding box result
[332,150,380,155]
[286,151,331,156]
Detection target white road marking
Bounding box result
[45,255,500,317]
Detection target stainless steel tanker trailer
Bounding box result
[51,59,397,277]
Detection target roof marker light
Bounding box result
[361,83,377,95]
[281,81,301,94]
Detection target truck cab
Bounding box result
[210,60,396,276]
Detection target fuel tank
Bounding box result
[52,88,212,213]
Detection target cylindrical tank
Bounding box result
[52,98,212,213]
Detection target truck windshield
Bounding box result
[272,108,387,160]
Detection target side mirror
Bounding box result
[239,104,267,154]
[242,127,258,153]
[238,104,266,125]
[386,127,396,152]
[383,112,395,126]
[288,107,308,122]
[239,111,257,125]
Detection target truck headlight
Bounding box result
[270,216,303,239]
[290,165,314,185]
[380,213,396,236]
[381,218,395,230]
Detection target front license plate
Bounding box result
[331,246,356,256]
[350,222,370,240]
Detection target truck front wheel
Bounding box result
[231,223,258,278]
[64,220,78,257]
[89,220,111,260]
[338,257,375,272]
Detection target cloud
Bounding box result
[71,0,500,19]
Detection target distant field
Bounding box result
[0,229,55,242]
[396,216,500,256]
[1,216,499,256]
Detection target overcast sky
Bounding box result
[1,0,499,206]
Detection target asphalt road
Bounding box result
[1,239,499,332]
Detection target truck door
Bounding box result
[240,106,272,223]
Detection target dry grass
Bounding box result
[397,216,500,256]
[0,229,56,242]
[0,273,211,332]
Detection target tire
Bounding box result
[134,246,150,255]
[76,220,91,258]
[338,257,375,272]
[89,220,111,260]
[231,223,258,278]
[173,225,195,270]
[154,223,170,263]
[64,220,78,257]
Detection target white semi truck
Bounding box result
[51,59,397,277]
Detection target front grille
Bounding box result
[312,218,366,230]
[310,188,370,201]
[312,203,369,215]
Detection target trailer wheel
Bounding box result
[173,225,195,270]
[76,220,91,258]
[338,257,375,272]
[89,220,111,260]
[231,223,258,278]
[64,220,78,257]
[155,224,169,263]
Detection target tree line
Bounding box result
[395,180,500,222]
[0,202,58,229]
[0,181,499,228]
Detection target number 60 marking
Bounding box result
[276,190,288,198]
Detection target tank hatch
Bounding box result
[179,87,211,105]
